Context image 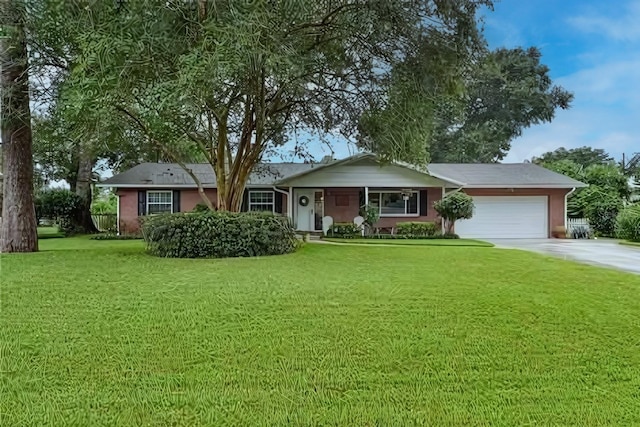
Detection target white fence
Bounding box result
[567,218,590,238]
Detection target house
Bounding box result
[97,153,586,238]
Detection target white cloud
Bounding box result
[568,0,640,41]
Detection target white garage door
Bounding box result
[455,196,548,238]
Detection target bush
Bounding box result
[325,233,459,240]
[35,189,82,235]
[141,211,298,258]
[396,221,438,236]
[326,222,362,238]
[585,196,622,237]
[91,233,142,241]
[616,204,640,242]
[192,203,212,213]
[433,192,474,234]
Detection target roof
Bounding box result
[98,156,586,189]
[99,162,316,188]
[427,163,587,188]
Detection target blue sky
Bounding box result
[313,0,640,164]
[480,0,640,163]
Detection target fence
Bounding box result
[567,217,590,238]
[91,214,117,232]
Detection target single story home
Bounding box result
[98,153,586,238]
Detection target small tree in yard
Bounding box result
[434,192,474,234]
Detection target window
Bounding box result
[249,191,274,212]
[147,191,173,214]
[368,191,419,217]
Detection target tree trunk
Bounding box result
[1,0,38,253]
[74,149,98,233]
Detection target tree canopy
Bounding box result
[428,47,573,163]
[533,146,613,169]
[45,0,491,211]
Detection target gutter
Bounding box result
[564,187,577,230]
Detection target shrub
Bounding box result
[433,192,474,234]
[585,195,623,237]
[141,211,298,258]
[327,222,362,238]
[192,203,212,213]
[616,204,640,242]
[396,221,438,236]
[325,233,459,240]
[91,233,142,241]
[35,189,82,235]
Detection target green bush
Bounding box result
[192,203,212,213]
[35,189,82,235]
[327,222,362,238]
[433,192,474,234]
[396,221,438,236]
[91,233,142,241]
[325,233,459,240]
[141,211,298,258]
[616,204,640,242]
[585,195,623,237]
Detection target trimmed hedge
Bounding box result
[141,211,298,258]
[616,204,640,242]
[327,222,362,238]
[396,221,438,236]
[325,233,460,240]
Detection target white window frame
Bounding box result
[369,190,420,217]
[248,190,275,213]
[146,190,173,214]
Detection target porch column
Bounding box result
[364,186,369,206]
[288,186,293,222]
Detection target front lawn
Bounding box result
[2,237,640,425]
[323,237,493,247]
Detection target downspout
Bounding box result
[564,187,576,230]
[116,191,120,236]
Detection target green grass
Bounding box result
[2,237,640,426]
[36,226,65,239]
[620,240,640,248]
[323,237,493,247]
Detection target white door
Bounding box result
[294,189,324,231]
[455,196,548,238]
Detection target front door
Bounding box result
[295,189,324,231]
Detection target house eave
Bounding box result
[461,184,588,189]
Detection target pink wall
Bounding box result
[465,188,571,236]
[116,188,218,234]
[323,187,443,228]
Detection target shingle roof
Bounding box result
[427,163,587,188]
[99,158,586,188]
[100,162,316,187]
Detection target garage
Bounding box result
[455,196,549,238]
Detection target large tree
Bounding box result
[54,0,490,211]
[1,0,38,252]
[429,47,573,163]
[533,146,613,169]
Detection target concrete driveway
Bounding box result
[485,238,640,274]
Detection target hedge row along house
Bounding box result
[98,153,586,238]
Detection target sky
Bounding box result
[480,0,640,163]
[311,0,640,164]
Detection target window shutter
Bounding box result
[138,190,146,216]
[241,189,249,212]
[359,189,364,208]
[172,190,181,213]
[419,190,428,216]
[274,191,283,213]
